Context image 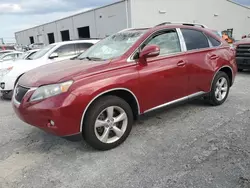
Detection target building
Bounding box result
[15,0,250,45]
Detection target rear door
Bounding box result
[137,29,188,111]
[180,28,219,94]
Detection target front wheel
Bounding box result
[207,71,230,106]
[83,95,133,150]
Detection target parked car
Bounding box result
[0,49,39,81]
[0,40,98,98]
[0,50,14,55]
[28,43,45,50]
[233,38,250,71]
[0,51,23,62]
[12,23,237,150]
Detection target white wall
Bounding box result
[15,1,129,45]
[72,11,97,38]
[130,0,250,40]
[95,1,129,38]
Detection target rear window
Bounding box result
[181,29,209,50]
[207,35,221,47]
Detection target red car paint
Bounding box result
[13,25,237,137]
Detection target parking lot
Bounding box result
[0,72,250,188]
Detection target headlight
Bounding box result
[30,80,73,102]
[0,66,13,76]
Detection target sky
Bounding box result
[0,0,250,43]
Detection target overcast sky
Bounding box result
[0,0,249,43]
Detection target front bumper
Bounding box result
[12,89,84,137]
[236,58,250,69]
[0,75,16,91]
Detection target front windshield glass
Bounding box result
[77,30,146,61]
[30,44,55,60]
[16,51,29,60]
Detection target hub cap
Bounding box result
[215,77,228,101]
[94,106,128,144]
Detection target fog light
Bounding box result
[47,120,55,127]
[0,83,5,89]
[50,120,55,126]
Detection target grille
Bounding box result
[236,44,250,58]
[15,85,29,103]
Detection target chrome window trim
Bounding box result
[79,88,140,132]
[144,91,206,114]
[127,28,185,63]
[176,28,187,52]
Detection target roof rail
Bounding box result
[118,27,149,33]
[155,22,208,28]
[118,28,136,33]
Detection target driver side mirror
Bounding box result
[139,45,160,62]
[49,52,59,59]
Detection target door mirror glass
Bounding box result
[49,52,59,59]
[139,45,160,60]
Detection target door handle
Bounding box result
[209,54,219,60]
[177,60,186,67]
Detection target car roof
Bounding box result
[121,23,211,33]
[27,49,39,52]
[3,51,23,55]
[0,50,14,53]
[52,40,99,46]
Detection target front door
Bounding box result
[48,44,77,63]
[137,29,188,112]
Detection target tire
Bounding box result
[207,71,230,106]
[2,90,13,100]
[83,95,133,150]
[238,68,243,72]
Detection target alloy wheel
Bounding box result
[215,77,228,101]
[94,106,128,144]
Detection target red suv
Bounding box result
[13,23,237,150]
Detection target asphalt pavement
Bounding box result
[1,72,250,188]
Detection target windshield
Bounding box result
[77,30,146,61]
[30,44,55,60]
[16,51,30,60]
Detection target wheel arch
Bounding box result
[14,73,25,87]
[80,88,140,132]
[210,66,233,90]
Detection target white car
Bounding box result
[0,40,99,99]
[0,49,39,80]
[0,51,23,63]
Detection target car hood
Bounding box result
[19,59,111,87]
[234,39,250,46]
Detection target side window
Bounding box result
[181,29,209,50]
[143,30,181,55]
[75,43,93,54]
[54,44,76,57]
[207,35,221,47]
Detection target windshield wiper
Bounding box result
[79,56,104,61]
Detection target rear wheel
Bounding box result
[83,95,133,150]
[207,71,230,106]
